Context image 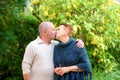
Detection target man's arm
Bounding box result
[52,39,84,48]
[22,43,34,80]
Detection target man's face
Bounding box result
[46,25,56,40]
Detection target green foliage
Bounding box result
[0,0,39,80]
[0,0,120,79]
[0,14,39,79]
[93,69,120,80]
[28,0,120,72]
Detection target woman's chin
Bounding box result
[55,36,60,40]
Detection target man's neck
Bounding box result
[39,36,51,45]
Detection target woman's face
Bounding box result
[56,25,68,39]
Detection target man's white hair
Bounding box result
[38,22,54,33]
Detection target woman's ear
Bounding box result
[65,28,69,35]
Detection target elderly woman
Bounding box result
[54,24,92,80]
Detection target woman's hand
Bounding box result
[54,66,84,76]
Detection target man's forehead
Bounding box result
[49,25,54,28]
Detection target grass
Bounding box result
[93,69,120,80]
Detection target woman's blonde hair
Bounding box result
[59,24,73,37]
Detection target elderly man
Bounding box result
[22,22,84,80]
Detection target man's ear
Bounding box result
[44,30,48,35]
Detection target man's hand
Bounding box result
[23,73,30,80]
[76,39,84,48]
[54,66,84,76]
[54,67,70,76]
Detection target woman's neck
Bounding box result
[58,36,70,43]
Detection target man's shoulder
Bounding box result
[26,39,37,47]
[51,40,59,45]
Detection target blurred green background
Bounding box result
[0,0,120,80]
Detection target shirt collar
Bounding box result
[36,36,45,44]
[36,36,53,44]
